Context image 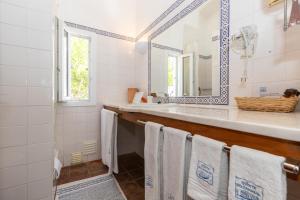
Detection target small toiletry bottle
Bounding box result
[147,96,153,104]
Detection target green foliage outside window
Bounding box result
[70,36,89,100]
[168,62,174,87]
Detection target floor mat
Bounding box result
[56,174,126,200]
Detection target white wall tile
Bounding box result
[27,178,52,200]
[0,2,27,27]
[0,126,27,148]
[254,26,285,59]
[251,55,286,83]
[0,185,27,200]
[27,160,52,182]
[0,44,29,67]
[0,0,28,7]
[0,86,27,105]
[285,26,300,53]
[230,0,253,23]
[253,3,282,33]
[28,106,52,125]
[27,29,52,50]
[28,49,52,69]
[0,146,27,168]
[27,0,53,13]
[28,87,52,105]
[0,0,53,196]
[28,69,52,87]
[284,50,300,81]
[0,66,28,86]
[0,165,27,189]
[28,124,53,144]
[28,10,52,31]
[27,142,53,163]
[0,106,27,126]
[0,23,28,47]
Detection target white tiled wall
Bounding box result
[55,36,136,166]
[229,0,300,107]
[0,0,54,199]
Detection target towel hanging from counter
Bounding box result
[101,109,118,174]
[144,122,164,200]
[228,146,287,200]
[187,135,228,200]
[163,127,191,200]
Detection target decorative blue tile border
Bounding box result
[65,22,136,42]
[152,43,183,54]
[64,0,186,42]
[148,0,230,105]
[57,175,114,196]
[135,0,186,41]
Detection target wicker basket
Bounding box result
[235,96,299,113]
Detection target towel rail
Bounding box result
[136,120,300,175]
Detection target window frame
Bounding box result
[57,23,96,106]
[167,54,178,97]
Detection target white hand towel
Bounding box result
[228,146,287,200]
[145,122,164,200]
[100,109,118,174]
[163,127,191,200]
[54,157,62,179]
[187,135,228,200]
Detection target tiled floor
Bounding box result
[57,153,145,200]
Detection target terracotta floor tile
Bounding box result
[57,177,70,185]
[118,165,128,173]
[127,191,144,200]
[121,161,141,171]
[60,167,70,178]
[70,164,88,177]
[136,178,145,188]
[115,172,133,183]
[87,160,107,172]
[128,167,144,180]
[120,181,140,196]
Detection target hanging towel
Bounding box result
[144,122,164,200]
[101,109,118,174]
[187,135,228,200]
[163,127,191,200]
[228,146,287,200]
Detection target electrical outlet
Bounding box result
[259,86,268,97]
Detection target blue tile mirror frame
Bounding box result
[148,0,230,105]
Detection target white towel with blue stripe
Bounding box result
[187,135,228,200]
[101,109,118,174]
[163,127,191,200]
[144,122,164,200]
[228,146,287,200]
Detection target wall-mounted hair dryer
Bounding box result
[231,25,258,85]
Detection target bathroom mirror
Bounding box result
[149,0,229,104]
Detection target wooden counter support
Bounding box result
[104,106,300,181]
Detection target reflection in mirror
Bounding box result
[151,0,220,97]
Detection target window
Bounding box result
[58,26,96,105]
[167,55,178,97]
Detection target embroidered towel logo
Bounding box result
[145,175,153,188]
[196,161,214,185]
[235,177,264,200]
